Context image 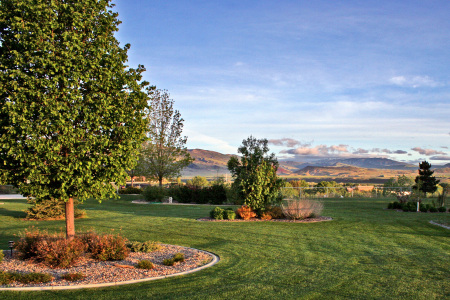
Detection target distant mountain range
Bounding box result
[182,149,449,180]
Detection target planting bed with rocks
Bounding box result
[0,244,215,289]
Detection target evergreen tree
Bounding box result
[0,0,150,239]
[136,89,193,186]
[413,161,440,195]
[227,136,282,211]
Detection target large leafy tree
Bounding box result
[136,89,193,186]
[413,161,440,195]
[227,136,283,211]
[0,0,150,239]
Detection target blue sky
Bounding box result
[113,0,449,164]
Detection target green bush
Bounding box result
[429,207,438,213]
[173,253,185,262]
[136,260,154,269]
[437,206,446,212]
[224,209,236,220]
[119,186,143,194]
[25,197,86,220]
[127,240,161,253]
[1,271,53,284]
[425,204,432,211]
[265,206,285,219]
[210,207,224,220]
[419,204,428,212]
[143,186,167,202]
[0,250,4,263]
[163,258,175,266]
[61,272,85,281]
[207,184,228,205]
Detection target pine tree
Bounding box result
[413,161,440,195]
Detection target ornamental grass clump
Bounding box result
[61,272,85,281]
[281,199,323,220]
[163,253,185,266]
[0,250,4,263]
[0,271,53,285]
[83,232,130,261]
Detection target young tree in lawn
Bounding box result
[227,136,283,211]
[413,161,440,196]
[0,0,150,239]
[136,89,193,186]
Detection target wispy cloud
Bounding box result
[411,147,447,156]
[430,156,450,161]
[268,138,311,148]
[389,75,441,88]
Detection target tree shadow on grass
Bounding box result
[0,207,27,219]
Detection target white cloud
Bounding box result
[389,75,441,88]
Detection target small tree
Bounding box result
[413,161,440,196]
[186,176,209,188]
[227,136,282,211]
[0,0,149,239]
[437,183,449,207]
[136,90,193,186]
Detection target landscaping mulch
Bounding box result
[197,216,333,223]
[0,244,213,288]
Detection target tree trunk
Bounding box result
[159,176,163,187]
[65,198,75,240]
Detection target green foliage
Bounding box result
[118,187,143,195]
[143,186,167,202]
[163,258,175,266]
[419,204,428,212]
[228,137,283,210]
[429,207,438,213]
[186,176,209,188]
[136,260,154,269]
[135,89,194,186]
[26,197,86,220]
[0,0,150,236]
[173,253,185,262]
[224,209,236,220]
[210,207,224,220]
[0,271,53,284]
[61,272,85,281]
[0,250,3,263]
[127,240,161,253]
[437,206,446,212]
[413,161,440,195]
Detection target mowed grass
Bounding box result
[0,196,449,299]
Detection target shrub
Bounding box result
[6,272,53,284]
[127,240,161,253]
[260,212,272,220]
[81,232,130,261]
[136,260,154,269]
[14,228,49,260]
[281,199,323,220]
[61,272,85,281]
[438,206,447,212]
[163,258,175,266]
[265,206,285,219]
[236,205,257,220]
[35,236,87,268]
[207,184,228,205]
[26,197,85,220]
[387,202,394,209]
[0,271,12,285]
[119,186,142,194]
[419,204,428,212]
[429,207,438,213]
[173,253,185,262]
[143,186,167,202]
[224,209,236,220]
[210,207,224,220]
[0,250,4,263]
[425,204,432,211]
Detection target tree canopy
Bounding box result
[0,0,150,238]
[135,89,193,186]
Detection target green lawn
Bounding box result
[0,196,449,299]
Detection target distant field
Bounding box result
[1,195,449,299]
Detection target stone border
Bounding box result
[0,247,219,291]
[429,220,450,230]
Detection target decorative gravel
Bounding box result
[0,244,214,288]
[198,216,332,223]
